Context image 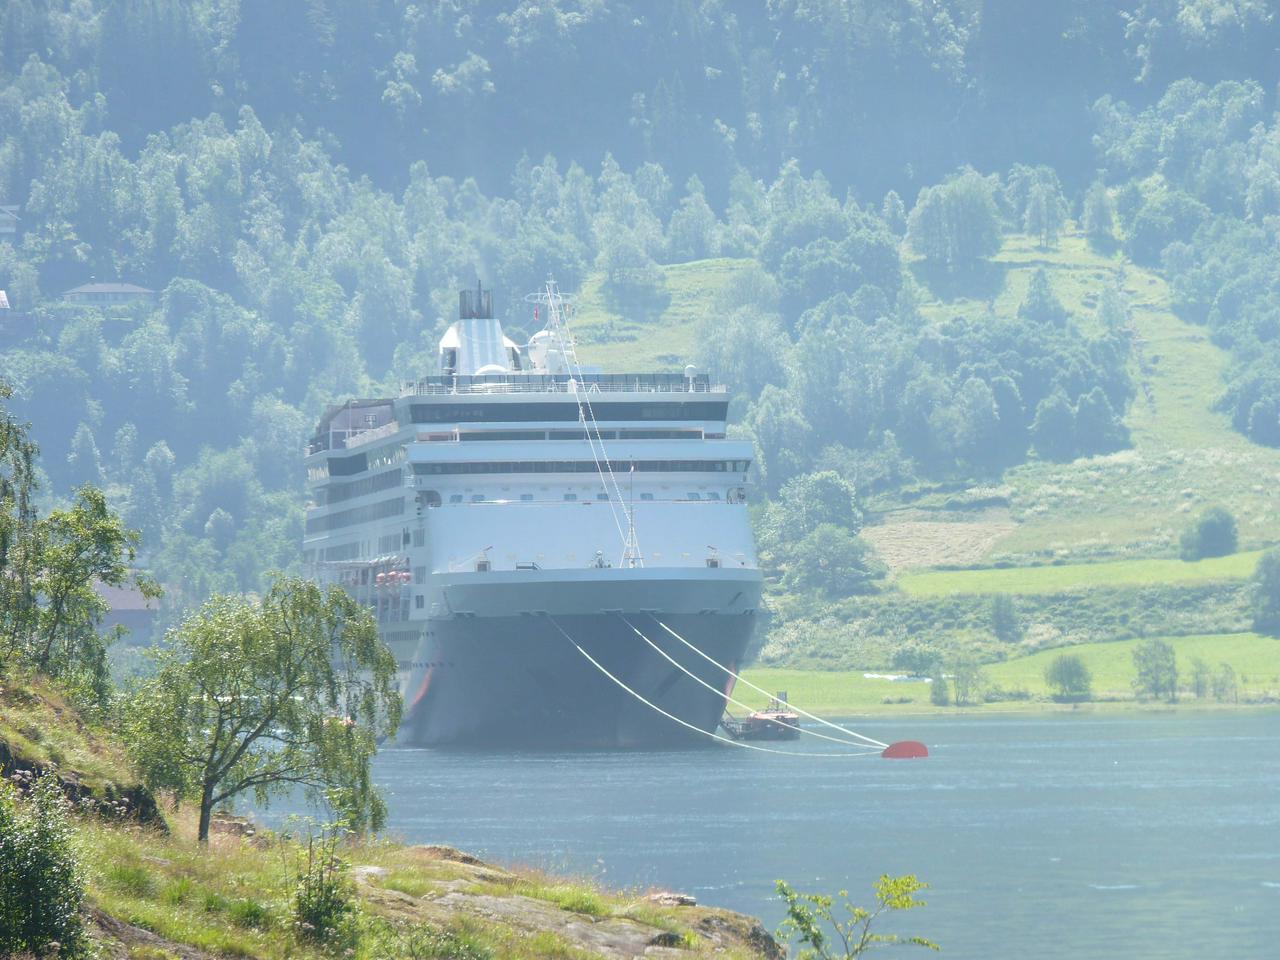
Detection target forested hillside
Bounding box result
[3,1,1280,638]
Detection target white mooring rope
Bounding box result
[548,615,881,758]
[618,615,886,751]
[650,617,890,750]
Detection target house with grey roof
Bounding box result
[61,281,155,305]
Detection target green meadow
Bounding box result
[572,257,753,372]
[739,631,1280,715]
[898,550,1264,596]
[983,234,1280,562]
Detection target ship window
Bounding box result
[640,493,654,501]
[449,494,463,503]
[596,492,609,501]
[687,493,701,500]
[414,566,426,584]
[415,595,425,609]
[564,493,577,501]
[707,492,721,501]
[470,494,485,502]
[413,528,426,545]
[521,494,534,501]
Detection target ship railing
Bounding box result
[399,376,725,397]
[343,421,400,448]
[305,422,399,455]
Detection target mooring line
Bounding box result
[650,617,890,749]
[548,616,881,758]
[618,615,883,751]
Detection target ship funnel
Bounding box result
[459,281,493,319]
[440,281,516,375]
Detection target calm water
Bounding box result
[274,712,1280,958]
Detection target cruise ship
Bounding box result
[303,282,762,746]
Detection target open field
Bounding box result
[901,229,1280,566]
[997,236,1280,559]
[897,549,1263,596]
[571,257,753,372]
[738,631,1280,715]
[983,631,1279,696]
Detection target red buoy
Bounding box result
[881,740,929,759]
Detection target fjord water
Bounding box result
[366,712,1279,959]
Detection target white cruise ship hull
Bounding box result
[397,567,762,746]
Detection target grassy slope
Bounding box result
[742,631,1280,713]
[83,817,769,960]
[0,668,775,960]
[934,231,1280,561]
[571,258,753,371]
[898,549,1263,596]
[0,670,137,795]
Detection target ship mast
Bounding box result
[526,278,643,568]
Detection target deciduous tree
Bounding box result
[1045,653,1092,701]
[1250,547,1280,635]
[1132,638,1178,702]
[125,576,402,843]
[1179,506,1238,561]
[30,486,154,703]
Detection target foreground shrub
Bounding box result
[776,875,938,958]
[291,822,357,947]
[0,776,89,958]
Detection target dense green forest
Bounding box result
[2,1,1280,625]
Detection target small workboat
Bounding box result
[721,692,801,741]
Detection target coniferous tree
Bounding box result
[1024,180,1066,248]
[1031,391,1077,462]
[881,190,907,235]
[1018,268,1068,326]
[1082,180,1115,244]
[1074,387,1129,454]
[66,423,102,487]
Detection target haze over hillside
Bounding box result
[2,2,1280,675]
